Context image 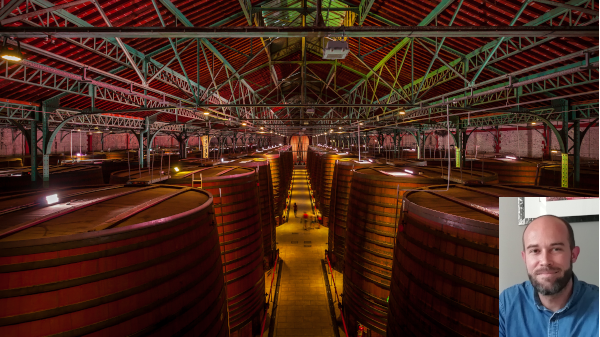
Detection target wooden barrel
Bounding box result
[469,157,546,185]
[0,157,23,168]
[399,166,500,185]
[328,159,375,273]
[307,147,323,190]
[0,185,229,337]
[388,159,427,167]
[313,150,336,208]
[388,184,597,337]
[538,164,599,191]
[63,159,134,184]
[22,154,64,166]
[165,166,266,336]
[226,158,277,268]
[318,153,356,227]
[343,167,446,336]
[248,152,286,223]
[0,165,104,192]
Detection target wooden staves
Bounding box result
[388,184,598,337]
[343,166,446,337]
[469,157,547,185]
[226,158,277,269]
[0,157,23,168]
[0,165,104,191]
[318,153,355,228]
[328,159,374,274]
[538,164,599,191]
[165,165,266,336]
[0,185,228,337]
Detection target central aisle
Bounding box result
[273,168,336,337]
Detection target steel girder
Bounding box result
[11,0,231,110]
[367,0,598,107]
[0,59,216,122]
[0,25,596,39]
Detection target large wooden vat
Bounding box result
[469,157,546,185]
[397,165,500,185]
[343,166,446,336]
[0,185,228,337]
[318,153,356,227]
[21,154,64,166]
[0,165,104,191]
[327,159,375,273]
[225,158,277,268]
[328,159,425,273]
[388,184,598,337]
[537,164,599,191]
[63,159,134,184]
[164,166,266,336]
[0,157,23,168]
[307,146,325,191]
[248,151,289,225]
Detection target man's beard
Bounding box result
[528,264,573,296]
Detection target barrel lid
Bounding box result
[0,165,100,177]
[354,166,447,184]
[414,166,498,184]
[225,158,269,167]
[0,185,213,244]
[389,159,427,167]
[169,165,255,181]
[403,185,499,236]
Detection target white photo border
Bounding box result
[517,197,599,226]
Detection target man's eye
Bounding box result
[530,250,538,254]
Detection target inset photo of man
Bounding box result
[499,197,599,337]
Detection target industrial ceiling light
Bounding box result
[1,37,23,62]
[260,126,264,130]
[323,40,349,60]
[531,121,537,125]
[203,111,209,115]
[399,110,405,115]
[359,122,363,126]
[242,122,247,126]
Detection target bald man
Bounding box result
[500,215,599,337]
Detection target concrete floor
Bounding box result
[270,168,339,337]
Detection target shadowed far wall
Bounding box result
[0,129,284,157]
[351,126,598,160]
[499,197,599,293]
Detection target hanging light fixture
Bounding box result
[203,111,209,115]
[399,110,405,115]
[1,37,23,62]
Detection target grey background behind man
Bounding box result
[499,197,599,292]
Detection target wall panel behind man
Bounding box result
[499,197,599,292]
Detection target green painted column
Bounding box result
[559,100,570,188]
[573,119,580,188]
[30,112,38,183]
[41,107,50,188]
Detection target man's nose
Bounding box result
[538,250,553,267]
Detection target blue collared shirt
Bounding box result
[500,275,599,337]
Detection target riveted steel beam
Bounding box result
[0,25,595,38]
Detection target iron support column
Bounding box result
[30,111,38,183]
[573,119,580,188]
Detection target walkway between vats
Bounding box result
[272,168,338,337]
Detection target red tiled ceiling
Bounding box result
[0,0,596,123]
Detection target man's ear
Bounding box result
[571,246,580,263]
[521,250,526,263]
